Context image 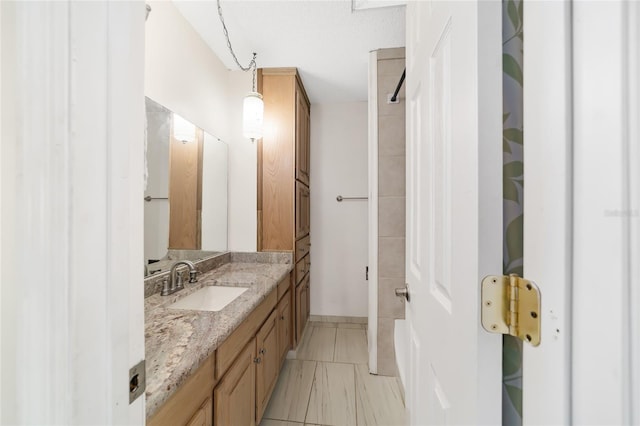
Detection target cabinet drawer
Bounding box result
[295,234,310,262]
[295,254,310,285]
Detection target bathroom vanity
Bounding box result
[145,252,294,426]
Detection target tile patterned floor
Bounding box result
[261,321,406,426]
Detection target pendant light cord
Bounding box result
[217,0,258,91]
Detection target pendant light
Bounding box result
[243,91,264,140]
[217,1,264,142]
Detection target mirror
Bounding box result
[144,97,228,276]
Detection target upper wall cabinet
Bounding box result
[257,68,311,252]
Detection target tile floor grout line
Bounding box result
[302,360,318,425]
[332,326,338,362]
[353,363,359,426]
[265,323,403,426]
[322,360,367,367]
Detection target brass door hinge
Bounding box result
[481,274,541,346]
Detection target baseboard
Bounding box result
[308,315,368,324]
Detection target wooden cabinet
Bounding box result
[214,340,256,426]
[212,286,288,425]
[295,88,310,186]
[257,67,311,252]
[295,254,310,285]
[216,290,277,378]
[296,274,310,343]
[258,67,312,348]
[295,234,311,263]
[168,125,204,250]
[277,290,292,366]
[147,354,216,426]
[255,310,279,423]
[295,182,310,240]
[185,397,212,426]
[150,281,296,426]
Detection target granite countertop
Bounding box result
[144,259,293,419]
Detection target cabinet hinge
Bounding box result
[481,274,541,346]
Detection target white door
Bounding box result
[523,1,640,424]
[1,2,146,424]
[404,1,503,424]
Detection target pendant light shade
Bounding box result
[243,92,264,140]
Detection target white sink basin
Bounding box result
[168,286,248,312]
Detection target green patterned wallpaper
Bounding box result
[502,0,524,424]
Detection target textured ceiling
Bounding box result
[173,0,406,104]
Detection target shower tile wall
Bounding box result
[376,48,406,377]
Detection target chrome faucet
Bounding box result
[161,260,198,296]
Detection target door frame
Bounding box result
[521,1,572,424]
[523,1,640,424]
[367,50,380,374]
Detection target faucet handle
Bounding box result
[189,270,198,283]
[160,277,171,296]
[175,273,184,290]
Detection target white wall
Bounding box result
[227,70,257,252]
[310,102,369,318]
[144,99,170,262]
[202,134,228,251]
[145,1,256,251]
[0,2,17,422]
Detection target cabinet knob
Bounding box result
[280,315,285,320]
[254,357,261,364]
[259,348,266,355]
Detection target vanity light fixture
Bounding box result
[217,0,264,141]
[173,113,196,143]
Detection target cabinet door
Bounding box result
[255,310,279,423]
[295,182,310,240]
[214,340,256,426]
[185,397,212,426]
[296,274,310,343]
[295,89,310,186]
[147,355,215,426]
[277,291,292,366]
